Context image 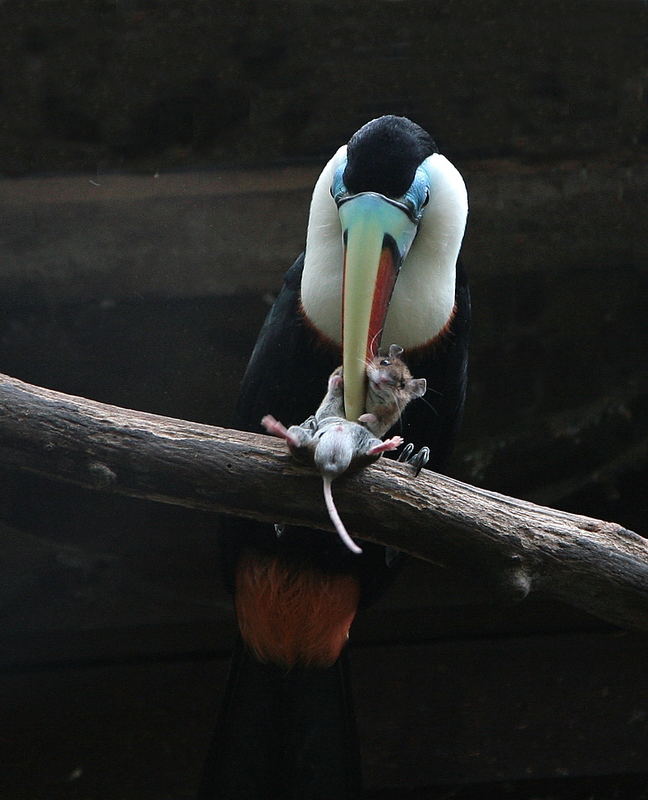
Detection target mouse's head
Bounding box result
[367,344,426,401]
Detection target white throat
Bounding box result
[301,148,468,351]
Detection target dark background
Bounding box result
[0,1,647,798]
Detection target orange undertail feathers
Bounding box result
[235,553,360,669]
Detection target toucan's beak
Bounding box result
[337,194,419,420]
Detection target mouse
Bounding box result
[359,344,427,437]
[261,369,403,555]
[307,344,426,435]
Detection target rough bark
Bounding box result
[1,371,647,631]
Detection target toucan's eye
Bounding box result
[380,359,390,366]
[422,189,430,207]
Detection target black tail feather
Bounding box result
[198,639,362,800]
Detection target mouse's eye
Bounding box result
[399,381,406,389]
[379,359,390,366]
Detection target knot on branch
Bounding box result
[88,461,117,489]
[499,557,534,602]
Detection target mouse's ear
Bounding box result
[388,343,404,359]
[408,378,427,397]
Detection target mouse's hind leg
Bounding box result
[261,415,307,448]
[367,435,404,456]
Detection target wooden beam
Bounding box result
[1,371,647,630]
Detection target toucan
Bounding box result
[199,116,470,799]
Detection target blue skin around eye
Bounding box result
[331,160,429,224]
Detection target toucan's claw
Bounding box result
[397,442,415,463]
[398,444,430,476]
[411,447,430,476]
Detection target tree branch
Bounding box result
[1,372,647,631]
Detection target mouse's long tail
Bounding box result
[322,476,363,555]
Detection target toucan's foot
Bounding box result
[397,443,430,476]
[397,442,415,462]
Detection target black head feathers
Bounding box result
[343,115,438,198]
